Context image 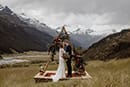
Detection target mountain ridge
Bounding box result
[83,29,130,60]
[0,5,53,54]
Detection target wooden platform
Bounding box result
[34,71,92,82]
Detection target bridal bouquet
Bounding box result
[63,53,70,59]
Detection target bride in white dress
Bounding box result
[51,43,66,82]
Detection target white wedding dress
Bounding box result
[51,48,66,82]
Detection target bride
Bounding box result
[51,42,66,82]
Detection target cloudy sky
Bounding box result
[1,0,130,34]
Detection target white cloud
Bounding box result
[25,11,112,29]
[1,0,130,34]
[90,24,130,35]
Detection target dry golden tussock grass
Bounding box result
[0,58,130,87]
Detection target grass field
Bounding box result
[0,53,130,87]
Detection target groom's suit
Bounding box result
[65,44,72,77]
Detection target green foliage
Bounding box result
[76,46,82,51]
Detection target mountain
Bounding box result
[18,13,57,37]
[71,32,103,48]
[83,29,130,61]
[65,25,126,49]
[56,25,105,48]
[0,5,54,54]
[19,15,83,47]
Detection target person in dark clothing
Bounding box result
[64,40,72,77]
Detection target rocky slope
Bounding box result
[83,29,130,60]
[0,6,53,54]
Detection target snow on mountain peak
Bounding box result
[55,24,129,36]
[0,5,14,15]
[0,4,4,11]
[19,13,41,25]
[55,25,95,35]
[17,12,57,36]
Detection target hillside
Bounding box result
[0,6,53,54]
[83,29,130,60]
[71,32,103,48]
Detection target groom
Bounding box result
[64,40,72,77]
